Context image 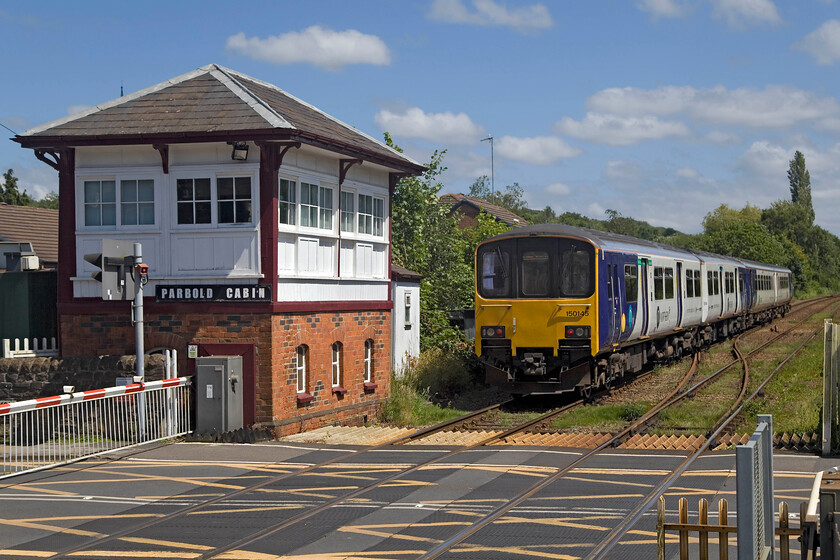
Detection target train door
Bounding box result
[676,262,684,326]
[602,253,628,347]
[640,258,650,336]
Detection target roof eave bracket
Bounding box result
[339,158,363,186]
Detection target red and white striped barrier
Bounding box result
[0,377,188,416]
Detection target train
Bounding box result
[474,224,792,396]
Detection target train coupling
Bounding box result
[521,352,546,376]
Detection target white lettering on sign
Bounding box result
[156,285,268,302]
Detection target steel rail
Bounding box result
[585,302,837,560]
[51,295,836,560]
[417,297,838,560]
[44,401,509,560]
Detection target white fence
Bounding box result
[0,377,191,479]
[1,337,59,358]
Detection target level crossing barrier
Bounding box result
[0,377,191,479]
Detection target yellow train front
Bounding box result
[475,226,599,396]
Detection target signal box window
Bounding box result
[279,178,296,225]
[363,339,373,383]
[177,178,211,225]
[295,345,308,393]
[120,180,154,225]
[84,180,116,226]
[218,177,252,224]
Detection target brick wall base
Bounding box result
[59,307,392,435]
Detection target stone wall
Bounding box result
[0,354,167,402]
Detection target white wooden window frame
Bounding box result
[331,342,342,387]
[363,339,373,383]
[296,345,308,393]
[76,171,160,232]
[170,167,258,231]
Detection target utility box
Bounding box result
[195,356,243,433]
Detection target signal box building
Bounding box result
[14,64,425,434]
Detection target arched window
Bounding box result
[331,342,343,388]
[295,345,308,393]
[363,339,373,383]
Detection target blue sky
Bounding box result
[2,0,840,235]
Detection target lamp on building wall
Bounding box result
[229,141,249,161]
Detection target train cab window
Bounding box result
[521,251,550,297]
[654,267,664,300]
[479,246,512,298]
[624,265,637,303]
[559,246,592,297]
[664,267,674,299]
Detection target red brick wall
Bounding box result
[59,308,392,435]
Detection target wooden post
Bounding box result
[658,495,666,560]
[679,497,689,560]
[699,498,709,560]
[719,499,729,560]
[779,501,789,560]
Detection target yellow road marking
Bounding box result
[119,537,213,550]
[189,505,303,515]
[451,543,580,559]
[561,476,655,489]
[0,518,105,537]
[0,551,55,558]
[497,514,617,531]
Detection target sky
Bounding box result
[2,0,840,235]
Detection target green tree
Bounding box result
[32,192,59,209]
[788,150,814,224]
[0,169,34,206]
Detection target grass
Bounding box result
[549,403,654,432]
[378,347,478,427]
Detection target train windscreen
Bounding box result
[477,237,594,299]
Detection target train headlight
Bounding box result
[481,326,505,338]
[565,326,590,339]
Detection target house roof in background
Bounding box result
[0,203,59,264]
[16,64,424,174]
[440,193,528,227]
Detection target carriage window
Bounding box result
[654,267,664,300]
[521,251,550,297]
[686,270,694,298]
[479,248,511,298]
[560,249,592,297]
[664,267,674,299]
[714,271,720,295]
[694,270,701,297]
[624,265,637,303]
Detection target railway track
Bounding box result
[39,296,838,559]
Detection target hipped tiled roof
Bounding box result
[0,203,59,265]
[16,64,423,174]
[440,193,528,227]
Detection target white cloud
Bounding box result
[737,140,791,178]
[554,113,690,146]
[545,182,572,195]
[706,130,741,144]
[636,0,690,19]
[604,160,646,182]
[225,27,390,71]
[374,107,485,145]
[794,20,840,65]
[428,0,553,33]
[494,136,581,164]
[676,166,700,178]
[710,0,781,29]
[587,85,839,128]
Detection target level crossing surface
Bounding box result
[0,440,832,559]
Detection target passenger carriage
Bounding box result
[475,224,791,396]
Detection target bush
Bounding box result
[620,403,646,422]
